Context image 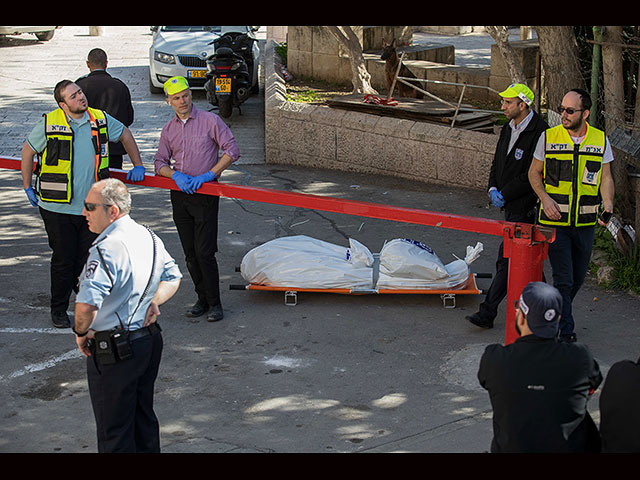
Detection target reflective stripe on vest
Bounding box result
[538,123,605,227]
[37,107,110,203]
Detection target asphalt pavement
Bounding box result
[0,26,638,454]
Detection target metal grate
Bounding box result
[178,55,207,68]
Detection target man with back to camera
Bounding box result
[154,76,240,323]
[76,48,135,170]
[599,354,640,452]
[478,281,602,453]
[466,83,548,330]
[528,88,615,343]
[74,178,182,453]
[21,79,146,329]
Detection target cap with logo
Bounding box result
[164,76,190,96]
[499,83,534,106]
[518,281,563,338]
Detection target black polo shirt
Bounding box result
[478,335,603,453]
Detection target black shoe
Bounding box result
[558,333,577,343]
[466,312,494,329]
[186,300,209,318]
[51,311,70,328]
[207,303,224,322]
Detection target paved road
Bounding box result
[0,26,638,454]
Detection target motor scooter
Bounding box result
[204,28,259,118]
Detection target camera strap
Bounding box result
[94,226,157,331]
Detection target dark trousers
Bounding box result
[87,326,163,453]
[39,207,97,313]
[478,210,537,322]
[109,154,123,170]
[170,190,221,307]
[547,225,595,337]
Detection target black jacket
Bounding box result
[478,335,602,453]
[76,70,134,155]
[599,356,640,452]
[488,110,548,216]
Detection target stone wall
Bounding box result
[265,40,498,191]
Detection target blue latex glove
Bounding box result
[25,186,38,207]
[190,171,216,192]
[489,189,505,208]
[172,171,195,194]
[126,165,146,183]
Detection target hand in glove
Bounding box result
[489,189,505,208]
[25,186,38,207]
[172,171,195,195]
[190,171,216,192]
[126,165,146,183]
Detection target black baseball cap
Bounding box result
[519,282,563,338]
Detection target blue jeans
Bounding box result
[547,225,595,337]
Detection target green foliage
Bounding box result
[285,86,322,103]
[609,243,640,294]
[275,43,287,65]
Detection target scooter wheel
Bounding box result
[218,97,233,118]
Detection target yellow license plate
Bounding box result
[215,77,231,93]
[188,70,207,78]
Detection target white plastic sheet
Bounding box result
[240,235,374,289]
[377,238,483,289]
[240,235,483,291]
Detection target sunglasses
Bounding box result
[557,106,584,115]
[84,201,112,212]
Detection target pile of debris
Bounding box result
[328,94,496,133]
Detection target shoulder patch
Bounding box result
[85,260,99,279]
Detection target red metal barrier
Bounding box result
[1,155,554,344]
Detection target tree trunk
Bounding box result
[634,26,640,125]
[326,26,377,95]
[485,26,527,85]
[601,26,627,201]
[535,26,585,124]
[591,26,604,129]
[602,26,625,133]
[635,59,640,125]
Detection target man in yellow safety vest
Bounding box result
[528,88,615,343]
[21,80,146,328]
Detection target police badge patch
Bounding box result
[85,260,99,279]
[515,148,524,160]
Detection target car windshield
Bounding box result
[160,26,247,33]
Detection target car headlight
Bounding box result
[154,51,176,65]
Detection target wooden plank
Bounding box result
[328,93,494,131]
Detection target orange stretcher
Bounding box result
[230,272,489,308]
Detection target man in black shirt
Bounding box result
[599,356,640,452]
[76,48,135,169]
[478,281,602,453]
[466,84,548,329]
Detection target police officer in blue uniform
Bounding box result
[73,178,182,453]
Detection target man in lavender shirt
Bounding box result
[154,76,240,322]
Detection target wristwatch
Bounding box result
[72,326,88,337]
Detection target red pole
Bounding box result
[1,155,554,344]
[502,222,555,345]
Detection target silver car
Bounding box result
[149,26,260,94]
[0,26,61,41]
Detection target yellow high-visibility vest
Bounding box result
[36,107,110,203]
[538,123,605,227]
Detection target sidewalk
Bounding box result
[0,26,638,454]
